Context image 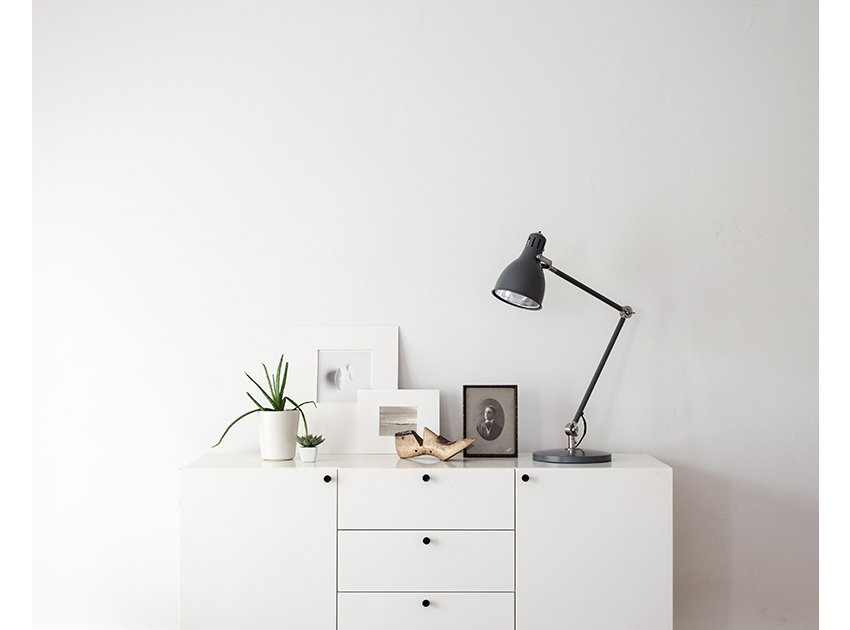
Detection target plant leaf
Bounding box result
[211,408,261,448]
[262,363,278,406]
[246,372,277,409]
[296,433,325,447]
[280,360,289,396]
[274,355,285,401]
[284,397,316,435]
[246,391,266,410]
[289,399,308,435]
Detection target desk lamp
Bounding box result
[492,232,634,463]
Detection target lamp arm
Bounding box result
[539,255,634,439]
[540,255,624,312]
[568,314,628,431]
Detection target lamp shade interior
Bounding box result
[493,289,541,309]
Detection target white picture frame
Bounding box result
[288,326,399,453]
[356,389,440,454]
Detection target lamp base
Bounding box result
[533,447,612,464]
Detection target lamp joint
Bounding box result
[565,421,579,451]
[620,305,635,319]
[537,254,553,270]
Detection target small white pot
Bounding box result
[257,410,299,461]
[299,446,318,463]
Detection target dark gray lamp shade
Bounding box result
[492,232,547,309]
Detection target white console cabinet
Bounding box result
[181,453,671,630]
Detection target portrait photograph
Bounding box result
[463,385,517,457]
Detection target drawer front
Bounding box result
[338,592,514,630]
[338,467,514,530]
[338,530,514,592]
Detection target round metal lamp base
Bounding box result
[533,448,612,464]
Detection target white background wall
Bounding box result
[32,1,819,628]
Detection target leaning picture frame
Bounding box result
[288,326,399,453]
[462,385,518,458]
[356,389,440,454]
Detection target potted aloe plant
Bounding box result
[212,355,321,461]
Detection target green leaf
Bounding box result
[296,433,325,447]
[274,355,285,400]
[289,399,308,435]
[281,360,289,395]
[212,408,261,448]
[246,391,266,410]
[284,397,316,435]
[246,372,277,409]
[262,363,278,406]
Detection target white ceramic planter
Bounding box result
[257,410,299,461]
[300,446,318,463]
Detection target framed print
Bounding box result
[356,389,440,454]
[288,326,399,453]
[463,385,517,458]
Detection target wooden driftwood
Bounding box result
[395,427,476,461]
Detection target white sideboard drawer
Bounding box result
[338,467,515,530]
[338,592,514,630]
[338,529,514,592]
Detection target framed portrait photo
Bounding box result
[463,385,518,458]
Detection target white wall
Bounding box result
[33,1,818,628]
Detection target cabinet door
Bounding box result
[180,467,337,630]
[516,466,672,630]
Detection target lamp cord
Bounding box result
[575,413,588,448]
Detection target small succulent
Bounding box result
[296,433,326,448]
[212,354,316,448]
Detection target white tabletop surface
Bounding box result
[183,452,669,470]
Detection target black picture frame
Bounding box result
[462,385,518,458]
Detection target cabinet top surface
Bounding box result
[183,452,669,471]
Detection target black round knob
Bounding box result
[422,474,430,482]
[323,475,332,483]
[521,474,530,482]
[422,599,430,608]
[422,537,431,545]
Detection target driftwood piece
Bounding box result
[395,427,476,461]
